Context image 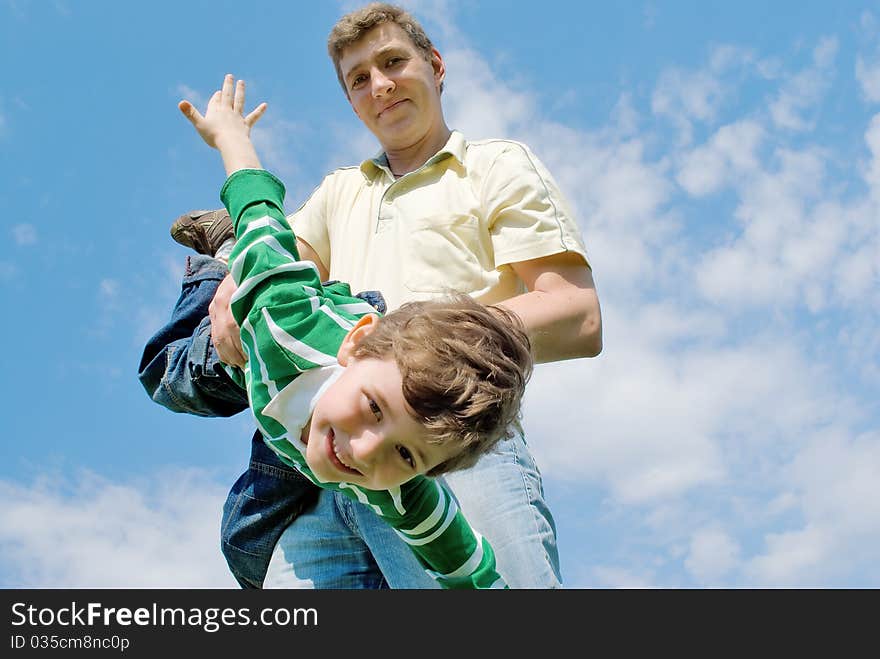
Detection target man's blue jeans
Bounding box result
[263,425,562,588]
[138,255,319,587]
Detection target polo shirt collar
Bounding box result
[359,130,466,180]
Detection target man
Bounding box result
[178,3,601,588]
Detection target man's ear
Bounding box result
[337,314,380,366]
[431,48,446,90]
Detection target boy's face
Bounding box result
[303,317,457,490]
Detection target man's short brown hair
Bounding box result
[327,2,438,95]
[351,294,533,477]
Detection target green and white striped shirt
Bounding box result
[221,169,506,589]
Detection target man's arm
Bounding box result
[496,251,602,363]
[212,243,601,367]
[209,237,328,368]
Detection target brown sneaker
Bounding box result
[170,209,234,256]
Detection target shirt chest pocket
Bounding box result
[400,213,490,294]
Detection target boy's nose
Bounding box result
[351,431,386,466]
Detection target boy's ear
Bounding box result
[337,314,380,366]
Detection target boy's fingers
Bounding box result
[178,100,203,125]
[233,79,245,114]
[244,102,268,127]
[221,73,234,106]
[207,89,222,111]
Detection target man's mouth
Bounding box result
[378,99,407,117]
[328,429,362,475]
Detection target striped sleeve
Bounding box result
[335,478,509,589]
[220,169,364,436]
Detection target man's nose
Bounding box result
[371,69,395,97]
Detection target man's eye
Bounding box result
[397,445,415,469]
[368,398,382,422]
[351,75,367,88]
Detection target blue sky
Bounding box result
[1,0,878,587]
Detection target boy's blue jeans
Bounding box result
[138,255,248,417]
[138,255,320,587]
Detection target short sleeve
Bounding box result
[288,176,332,272]
[482,143,590,269]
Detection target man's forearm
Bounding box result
[497,287,602,363]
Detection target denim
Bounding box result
[137,255,317,586]
[137,255,390,587]
[138,255,249,417]
[221,431,320,588]
[264,426,562,589]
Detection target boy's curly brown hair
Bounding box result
[352,294,533,476]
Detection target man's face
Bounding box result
[338,22,446,152]
[303,322,456,490]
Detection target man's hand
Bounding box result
[209,273,247,368]
[178,74,267,175]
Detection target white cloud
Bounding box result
[526,311,847,505]
[610,93,640,137]
[525,127,674,294]
[864,113,880,201]
[444,46,534,138]
[648,45,759,145]
[12,223,36,245]
[0,470,235,587]
[856,11,880,102]
[677,120,765,196]
[652,67,725,144]
[685,528,741,583]
[692,115,880,314]
[768,37,837,131]
[693,145,845,310]
[746,430,880,586]
[856,56,880,103]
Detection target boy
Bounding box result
[156,74,533,589]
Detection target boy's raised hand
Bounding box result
[179,74,267,174]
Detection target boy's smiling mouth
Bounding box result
[328,429,362,475]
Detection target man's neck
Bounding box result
[384,125,452,177]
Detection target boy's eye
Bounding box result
[368,398,382,422]
[351,74,367,89]
[397,445,416,470]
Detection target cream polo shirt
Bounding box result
[289,130,589,312]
